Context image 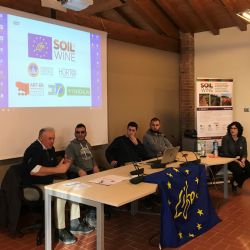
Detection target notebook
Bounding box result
[147,146,180,168]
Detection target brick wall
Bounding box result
[179,32,195,139]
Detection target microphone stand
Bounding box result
[130,162,144,176]
[180,152,201,167]
[130,162,144,184]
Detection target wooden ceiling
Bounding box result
[0,0,250,52]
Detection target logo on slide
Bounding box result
[28,33,52,60]
[67,87,90,96]
[58,68,76,78]
[28,62,39,77]
[40,66,53,76]
[29,83,44,96]
[16,81,29,95]
[16,81,44,96]
[48,83,65,97]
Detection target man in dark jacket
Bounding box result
[21,127,94,244]
[105,121,148,167]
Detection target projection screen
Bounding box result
[0,7,108,159]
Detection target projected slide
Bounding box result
[0,12,102,108]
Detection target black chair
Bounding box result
[0,164,44,245]
[21,184,44,245]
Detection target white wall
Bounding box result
[0,39,180,177]
[195,26,250,144]
[107,39,180,143]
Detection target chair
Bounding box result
[206,146,232,185]
[0,164,44,245]
[21,184,44,245]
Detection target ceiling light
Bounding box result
[237,9,250,22]
[59,0,93,11]
[41,0,93,12]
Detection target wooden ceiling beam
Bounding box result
[220,0,247,31]
[81,0,125,15]
[0,0,178,52]
[187,0,220,35]
[96,8,130,25]
[116,4,160,33]
[113,7,141,28]
[155,0,193,33]
[127,0,179,39]
[57,10,180,52]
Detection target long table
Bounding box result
[200,155,235,199]
[44,155,235,250]
[44,163,161,250]
[177,152,235,199]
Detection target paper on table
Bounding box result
[88,175,130,186]
[63,181,90,189]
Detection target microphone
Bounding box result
[179,152,188,167]
[192,152,201,164]
[180,152,201,167]
[129,162,144,176]
[130,162,144,184]
[130,175,144,184]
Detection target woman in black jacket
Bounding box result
[221,121,250,191]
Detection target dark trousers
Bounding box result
[228,160,250,187]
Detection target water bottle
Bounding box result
[213,140,218,157]
[200,141,206,156]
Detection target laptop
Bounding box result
[147,146,180,168]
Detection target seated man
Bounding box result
[21,127,94,245]
[105,121,148,167]
[143,117,173,158]
[65,123,100,227]
[65,123,100,178]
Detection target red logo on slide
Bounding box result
[16,81,29,95]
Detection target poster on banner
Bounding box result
[196,78,233,154]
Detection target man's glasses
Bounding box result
[75,131,86,134]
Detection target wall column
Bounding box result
[179,32,195,139]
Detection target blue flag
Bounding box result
[144,163,221,248]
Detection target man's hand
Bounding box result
[56,158,71,173]
[78,169,87,176]
[111,160,118,167]
[129,135,138,145]
[93,165,100,173]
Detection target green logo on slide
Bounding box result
[67,87,90,96]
